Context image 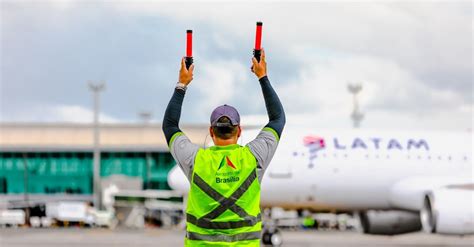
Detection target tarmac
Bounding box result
[0,228,473,247]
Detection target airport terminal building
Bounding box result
[0,123,208,207]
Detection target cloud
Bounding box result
[275,52,472,130]
[115,2,472,96]
[1,1,185,122]
[1,104,120,123]
[113,2,471,70]
[193,59,250,113]
[52,105,120,123]
[1,1,471,131]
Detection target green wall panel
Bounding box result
[0,152,176,194]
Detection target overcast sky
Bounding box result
[0,0,472,131]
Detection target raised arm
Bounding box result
[162,58,194,145]
[251,49,286,138]
[248,49,286,181]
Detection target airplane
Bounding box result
[168,127,474,245]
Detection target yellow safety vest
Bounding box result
[185,144,261,246]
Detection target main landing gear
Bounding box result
[262,220,283,246]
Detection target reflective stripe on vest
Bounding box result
[187,168,261,229]
[186,230,261,242]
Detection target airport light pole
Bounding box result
[138,111,153,189]
[138,111,152,124]
[347,83,364,128]
[22,153,30,225]
[89,81,106,209]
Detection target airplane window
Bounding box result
[386,155,390,159]
[417,155,421,160]
[427,156,431,160]
[343,154,348,158]
[448,156,452,161]
[293,152,298,157]
[464,156,468,161]
[375,155,379,159]
[437,156,442,160]
[365,154,369,159]
[407,155,411,159]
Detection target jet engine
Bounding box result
[421,186,474,235]
[358,210,422,235]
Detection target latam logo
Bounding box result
[304,136,326,150]
[303,136,430,151]
[303,136,430,168]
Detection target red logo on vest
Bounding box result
[225,157,236,169]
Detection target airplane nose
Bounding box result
[167,165,190,194]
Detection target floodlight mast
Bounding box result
[88,81,106,210]
[138,111,153,190]
[138,111,152,124]
[348,83,364,128]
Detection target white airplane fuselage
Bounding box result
[253,129,471,210]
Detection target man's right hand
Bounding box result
[251,49,267,79]
[179,57,194,85]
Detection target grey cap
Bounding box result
[210,104,240,127]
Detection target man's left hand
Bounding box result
[179,57,194,85]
